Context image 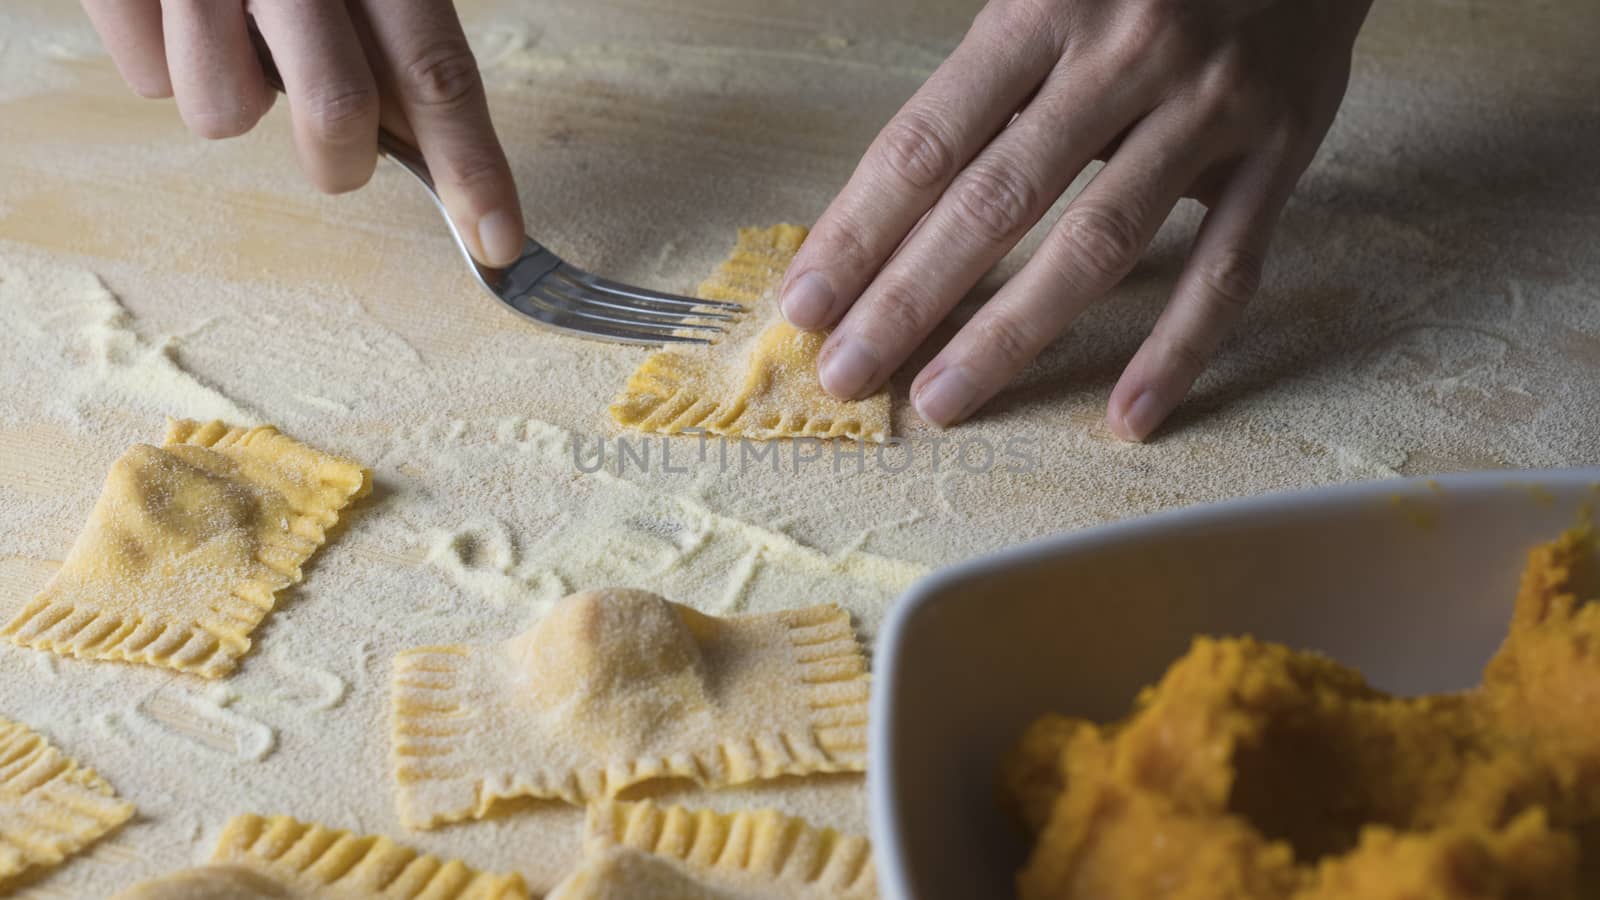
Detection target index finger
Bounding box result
[354,0,524,267]
[82,0,172,98]
[777,0,1066,330]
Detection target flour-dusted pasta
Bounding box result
[547,848,732,900]
[3,420,370,678]
[110,865,298,899]
[547,800,878,899]
[390,588,870,828]
[609,225,891,442]
[0,716,134,889]
[110,813,530,899]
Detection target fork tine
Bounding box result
[555,265,747,312]
[535,285,725,335]
[575,326,715,346]
[514,297,718,345]
[540,277,738,324]
[538,321,714,346]
[524,284,725,338]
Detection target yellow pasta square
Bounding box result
[110,813,529,899]
[548,848,730,900]
[390,588,870,829]
[609,224,891,442]
[0,716,134,889]
[3,419,370,678]
[548,800,878,899]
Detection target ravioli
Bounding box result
[2,419,370,678]
[110,865,291,900]
[110,813,529,899]
[548,848,733,900]
[0,716,134,888]
[609,224,891,442]
[390,588,870,828]
[549,800,878,900]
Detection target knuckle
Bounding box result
[1265,120,1311,158]
[1206,42,1252,87]
[1194,53,1241,107]
[876,111,958,190]
[1194,248,1263,316]
[949,162,1038,243]
[1055,205,1144,284]
[302,82,378,143]
[401,39,484,109]
[980,0,1065,49]
[869,283,935,339]
[1265,110,1324,160]
[975,313,1040,368]
[440,148,509,190]
[1195,47,1280,133]
[815,220,878,277]
[1156,331,1212,381]
[1108,0,1179,61]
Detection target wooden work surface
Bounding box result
[4,0,1598,498]
[1,0,1597,895]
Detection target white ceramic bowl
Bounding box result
[869,469,1600,900]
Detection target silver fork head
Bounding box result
[373,130,745,346]
[480,241,745,346]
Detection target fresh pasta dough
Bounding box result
[390,588,870,828]
[2,419,370,678]
[109,865,291,900]
[609,224,891,442]
[547,800,878,899]
[0,716,134,888]
[110,813,529,899]
[548,848,733,900]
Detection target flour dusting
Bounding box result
[1,0,1597,894]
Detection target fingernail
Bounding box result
[1116,390,1165,442]
[476,209,525,267]
[781,271,834,329]
[915,366,979,427]
[819,339,879,399]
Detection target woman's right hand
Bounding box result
[82,0,525,267]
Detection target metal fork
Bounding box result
[248,27,739,345]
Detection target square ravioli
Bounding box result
[549,800,878,899]
[609,224,891,442]
[0,716,134,888]
[109,813,529,899]
[3,419,369,678]
[391,588,870,828]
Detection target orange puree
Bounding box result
[1004,528,1600,899]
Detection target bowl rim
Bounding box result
[867,466,1600,900]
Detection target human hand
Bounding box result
[780,0,1372,440]
[82,0,524,267]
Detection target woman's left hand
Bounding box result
[778,0,1373,440]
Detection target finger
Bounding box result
[354,0,524,266]
[910,109,1217,426]
[778,0,1067,331]
[82,0,171,98]
[251,1,380,193]
[819,50,1164,402]
[160,0,273,139]
[1105,149,1300,441]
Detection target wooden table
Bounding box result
[2,0,1596,895]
